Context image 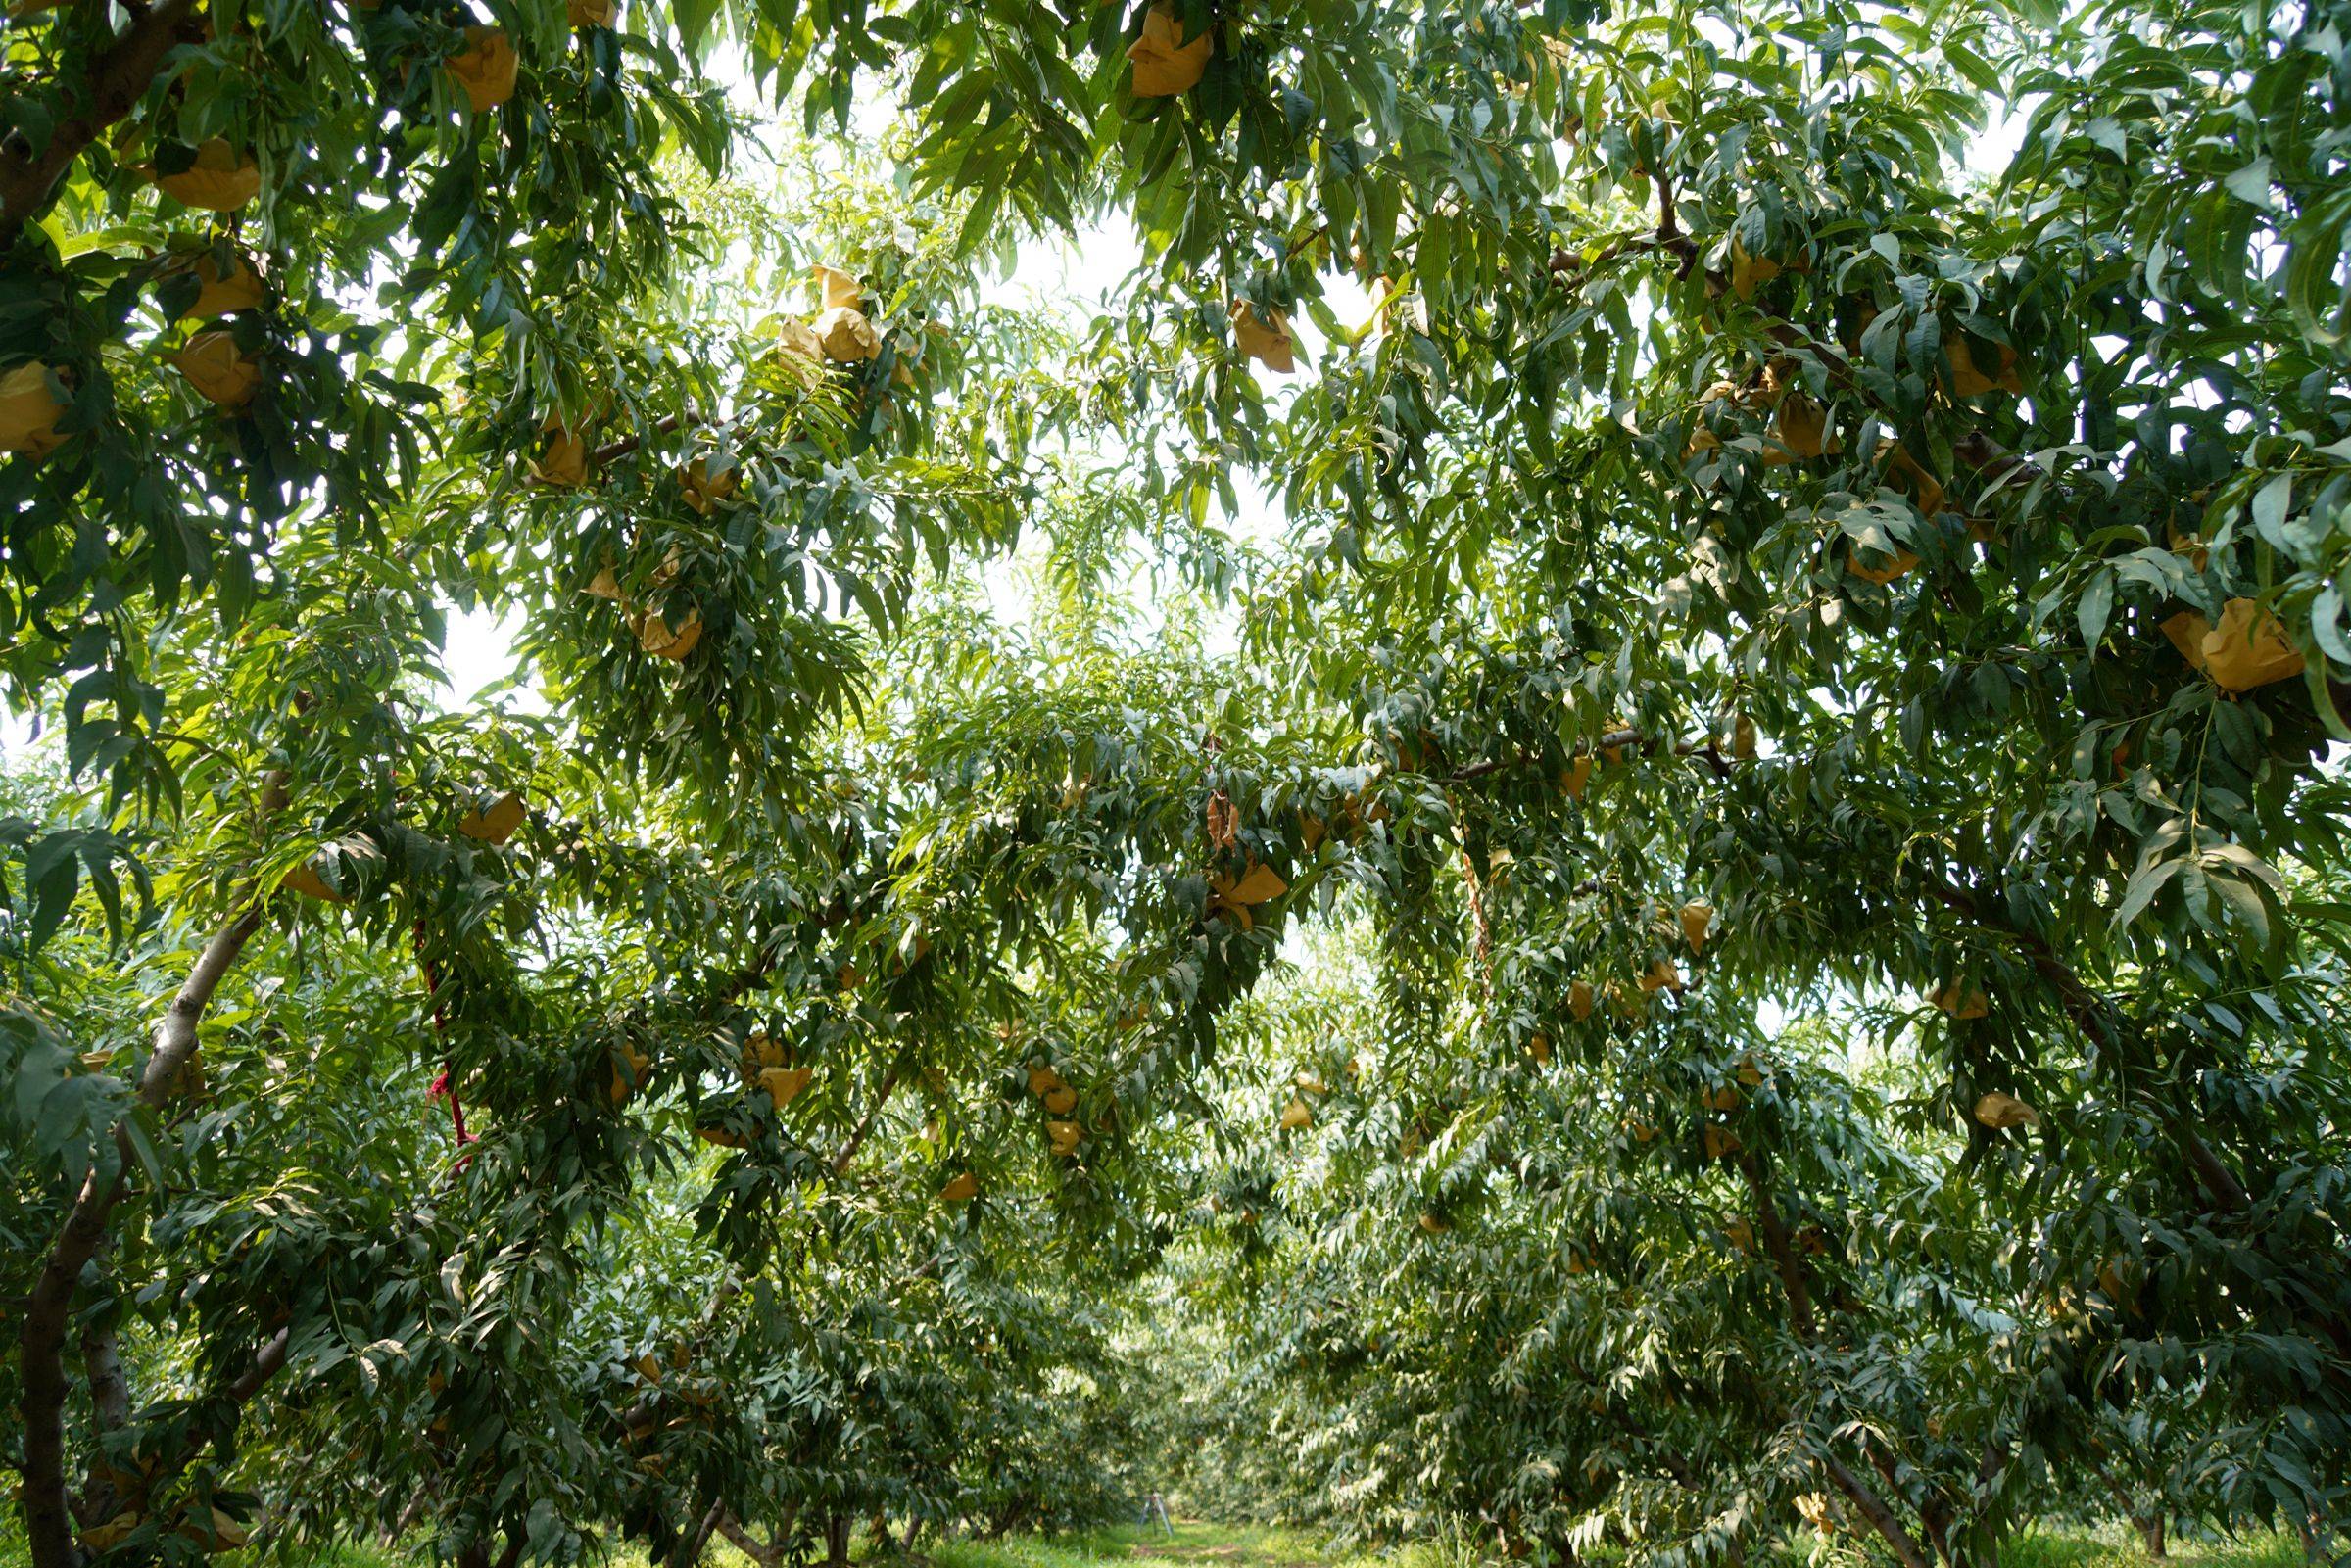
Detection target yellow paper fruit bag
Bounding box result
[156,139,261,212]
[448,27,519,112]
[1128,3,1212,96]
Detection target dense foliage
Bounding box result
[4,0,2348,1565]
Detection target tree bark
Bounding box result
[1820,1454,1935,1568]
[71,1303,133,1527]
[666,1498,724,1568]
[78,1312,130,1435]
[830,1055,910,1174]
[1738,1154,1950,1568]
[456,1525,526,1568]
[17,889,269,1568]
[716,1510,791,1568]
[1911,870,2249,1214]
[221,1327,292,1406]
[825,1512,850,1568]
[0,0,214,230]
[1737,1151,1817,1340]
[390,1489,432,1545]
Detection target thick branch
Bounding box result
[1738,1151,1817,1341]
[72,1306,133,1526]
[0,0,211,231]
[1868,1446,1959,1567]
[829,1056,908,1175]
[1821,1454,1935,1568]
[221,1326,291,1406]
[22,1165,126,1568]
[1912,869,2249,1214]
[16,777,281,1568]
[672,1501,729,1568]
[79,1313,130,1434]
[715,1513,785,1568]
[1739,1155,1944,1567]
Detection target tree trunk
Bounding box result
[17,884,271,1568]
[389,1489,431,1546]
[0,0,213,228]
[72,1298,133,1527]
[1820,1453,1934,1568]
[825,1512,849,1568]
[670,1498,724,1568]
[1738,1153,1943,1568]
[716,1511,789,1568]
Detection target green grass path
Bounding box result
[931,1521,1347,1568]
[6,1510,2310,1568]
[920,1518,2311,1568]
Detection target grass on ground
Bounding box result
[929,1519,2311,1568]
[5,1512,2314,1568]
[930,1520,1441,1568]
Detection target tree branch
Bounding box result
[72,1302,132,1526]
[829,1057,906,1175]
[1910,868,2250,1214]
[0,0,212,231]
[589,412,688,469]
[1736,1153,1948,1567]
[16,777,283,1568]
[1443,726,1731,789]
[1821,1453,1935,1568]
[716,1512,785,1568]
[1738,1150,1817,1341]
[80,1310,130,1435]
[221,1326,291,1406]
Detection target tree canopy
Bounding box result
[3,0,2348,1566]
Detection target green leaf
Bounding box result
[2113,850,2183,930]
[2250,471,2292,541]
[2222,157,2274,209]
[2077,568,2114,651]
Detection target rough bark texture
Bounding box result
[715,1511,791,1568]
[1912,869,2250,1215]
[0,0,213,230]
[72,1305,133,1527]
[1740,1153,1943,1568]
[1820,1454,1934,1568]
[17,861,271,1568]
